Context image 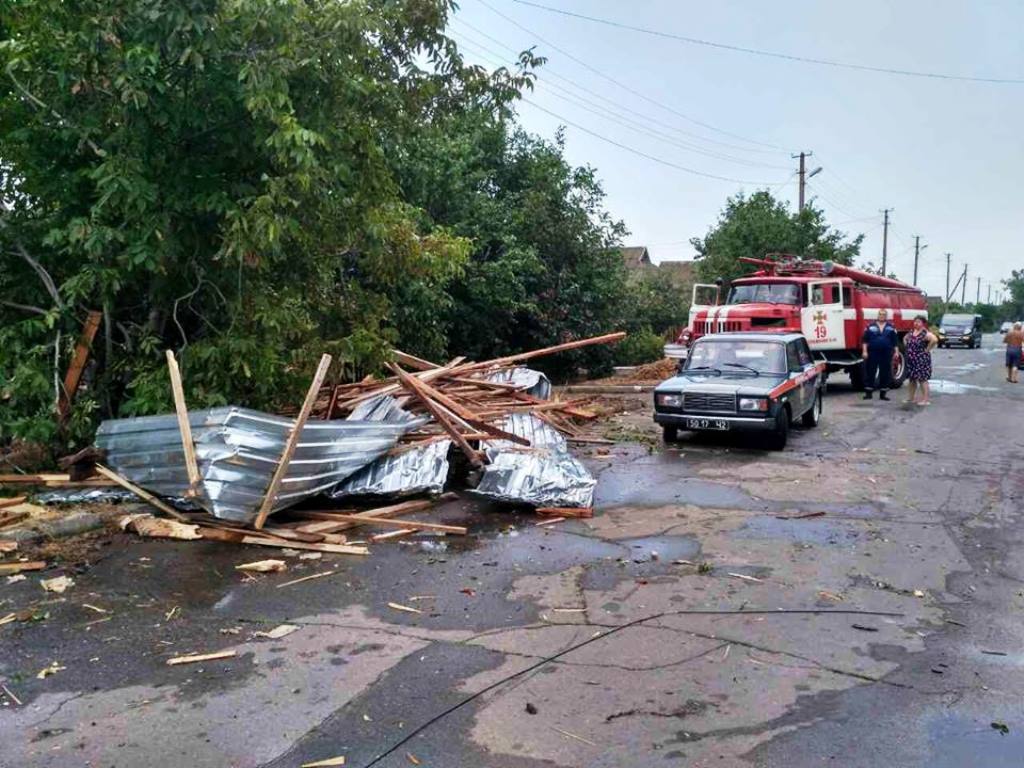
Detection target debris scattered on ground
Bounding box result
[119,513,201,540]
[992,721,1010,735]
[40,575,74,593]
[774,511,826,520]
[301,756,347,767]
[276,570,338,588]
[406,753,421,765]
[525,702,538,715]
[1,683,22,706]
[913,589,926,598]
[36,661,66,679]
[728,572,763,583]
[235,559,287,574]
[851,624,879,632]
[387,601,422,615]
[255,624,299,640]
[166,650,237,666]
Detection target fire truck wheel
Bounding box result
[848,362,866,391]
[767,408,790,450]
[890,341,908,389]
[662,425,678,443]
[802,390,822,427]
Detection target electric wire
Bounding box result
[472,0,792,149]
[512,0,1024,85]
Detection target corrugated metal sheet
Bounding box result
[486,367,552,400]
[473,413,596,509]
[95,406,421,523]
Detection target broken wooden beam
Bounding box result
[57,309,103,424]
[253,353,333,530]
[94,464,190,522]
[165,350,201,497]
[536,507,594,519]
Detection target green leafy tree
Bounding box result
[691,190,863,286]
[0,0,532,442]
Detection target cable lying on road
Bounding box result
[359,606,904,767]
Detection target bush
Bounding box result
[614,329,665,366]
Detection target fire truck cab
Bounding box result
[682,256,929,390]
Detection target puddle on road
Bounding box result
[732,516,864,546]
[925,713,1024,768]
[928,379,999,394]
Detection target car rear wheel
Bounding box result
[766,408,789,450]
[662,425,678,443]
[802,390,822,428]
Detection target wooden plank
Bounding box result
[0,496,27,509]
[252,354,333,530]
[57,310,103,423]
[94,464,190,522]
[0,561,46,575]
[165,350,201,497]
[392,350,440,371]
[239,536,368,556]
[397,375,531,447]
[301,514,466,535]
[387,364,483,467]
[290,498,447,534]
[537,507,594,519]
[0,511,30,530]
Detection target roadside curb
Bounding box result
[0,511,104,546]
[562,384,656,394]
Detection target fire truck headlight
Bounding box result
[656,393,682,408]
[738,397,768,412]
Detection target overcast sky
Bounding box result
[449,0,1022,302]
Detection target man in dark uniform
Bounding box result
[861,309,899,400]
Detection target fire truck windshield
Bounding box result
[727,283,800,305]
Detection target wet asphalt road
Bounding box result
[2,335,1024,767]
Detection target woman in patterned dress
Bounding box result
[904,315,937,406]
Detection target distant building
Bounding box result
[616,245,695,291]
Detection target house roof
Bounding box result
[618,246,651,270]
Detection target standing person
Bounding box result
[1004,322,1023,384]
[861,309,899,400]
[904,315,938,405]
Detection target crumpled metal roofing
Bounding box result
[331,393,450,498]
[95,406,421,523]
[485,367,552,400]
[330,438,452,498]
[473,413,596,509]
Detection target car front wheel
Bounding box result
[766,408,789,450]
[662,425,678,443]
[802,390,822,428]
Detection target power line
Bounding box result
[453,32,792,170]
[471,0,792,149]
[512,0,1024,85]
[521,98,784,184]
[451,19,787,156]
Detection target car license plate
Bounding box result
[685,418,730,431]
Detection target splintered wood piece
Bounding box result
[0,511,29,530]
[57,310,102,424]
[165,350,201,496]
[370,529,416,543]
[253,353,333,530]
[94,464,190,522]
[0,496,28,509]
[166,650,236,666]
[291,498,446,534]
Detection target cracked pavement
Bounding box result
[2,337,1023,767]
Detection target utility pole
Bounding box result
[988,284,992,304]
[945,253,952,303]
[976,276,981,305]
[792,152,821,212]
[961,264,968,306]
[912,235,926,286]
[881,208,892,275]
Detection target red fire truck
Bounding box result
[678,255,929,389]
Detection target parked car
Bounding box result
[1000,321,1016,334]
[937,313,982,348]
[653,332,824,450]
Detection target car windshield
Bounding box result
[727,283,800,305]
[685,340,786,374]
[941,316,973,331]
